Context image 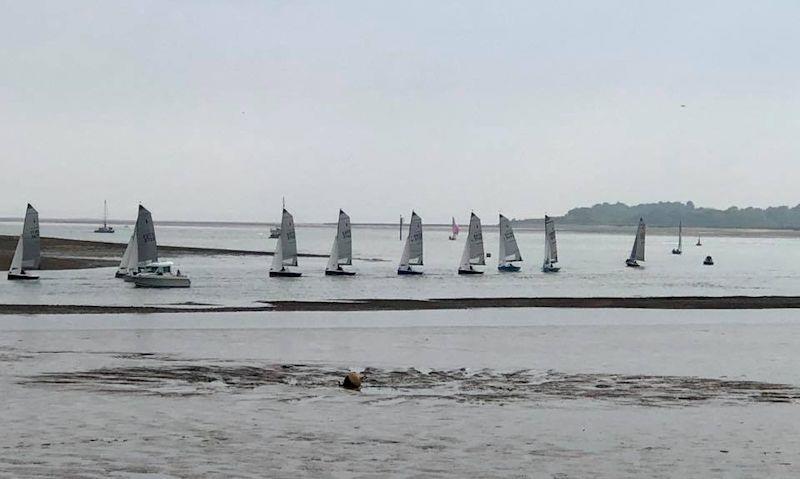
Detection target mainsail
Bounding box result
[135,205,158,266]
[459,213,485,270]
[499,214,522,262]
[399,212,423,267]
[630,218,646,261]
[544,215,558,263]
[327,210,352,271]
[21,204,40,269]
[275,209,298,268]
[677,221,683,251]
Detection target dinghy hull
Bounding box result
[325,269,356,276]
[625,259,640,268]
[672,249,682,255]
[542,265,561,273]
[270,270,302,278]
[498,264,521,272]
[397,268,423,276]
[7,273,38,281]
[458,269,483,275]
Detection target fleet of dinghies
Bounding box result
[6,203,715,283]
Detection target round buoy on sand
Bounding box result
[342,372,362,391]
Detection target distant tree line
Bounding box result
[513,201,800,229]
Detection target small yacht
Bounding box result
[542,215,561,273]
[133,261,191,288]
[270,208,301,277]
[458,212,485,275]
[671,221,682,254]
[325,209,355,276]
[497,214,522,272]
[626,218,646,267]
[94,200,115,233]
[398,212,423,275]
[7,238,38,281]
[268,227,281,239]
[703,255,714,265]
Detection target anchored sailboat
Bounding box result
[458,212,485,275]
[326,209,355,276]
[696,235,702,246]
[626,218,646,267]
[270,208,301,277]
[94,200,115,233]
[672,221,682,254]
[497,214,522,272]
[448,217,459,240]
[542,215,560,273]
[397,211,423,275]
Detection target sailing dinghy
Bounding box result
[270,208,301,277]
[115,229,137,278]
[626,218,646,267]
[397,212,423,275]
[458,212,485,275]
[325,209,355,276]
[542,215,560,273]
[671,221,682,254]
[497,214,522,272]
[8,204,40,280]
[448,217,459,240]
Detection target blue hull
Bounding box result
[498,264,521,272]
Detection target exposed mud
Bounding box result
[22,363,800,406]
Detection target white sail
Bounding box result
[326,209,352,271]
[677,221,683,251]
[135,205,158,266]
[399,212,423,268]
[630,218,646,261]
[544,215,558,263]
[21,204,40,269]
[117,231,135,274]
[460,213,485,270]
[128,226,139,271]
[9,237,23,274]
[271,235,284,270]
[280,209,298,266]
[499,214,522,262]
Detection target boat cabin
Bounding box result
[141,261,175,275]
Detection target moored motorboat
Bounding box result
[458,212,485,275]
[133,261,191,288]
[625,218,646,267]
[498,214,522,272]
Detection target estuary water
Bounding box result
[1,221,799,307]
[2,308,799,477]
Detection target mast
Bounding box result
[103,200,108,228]
[678,221,683,250]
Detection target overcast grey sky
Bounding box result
[1,1,798,223]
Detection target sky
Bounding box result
[1,1,798,223]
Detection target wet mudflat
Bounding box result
[2,308,800,477]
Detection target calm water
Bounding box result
[1,221,799,307]
[2,308,799,477]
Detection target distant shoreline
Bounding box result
[2,296,800,315]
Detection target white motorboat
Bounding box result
[133,262,191,288]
